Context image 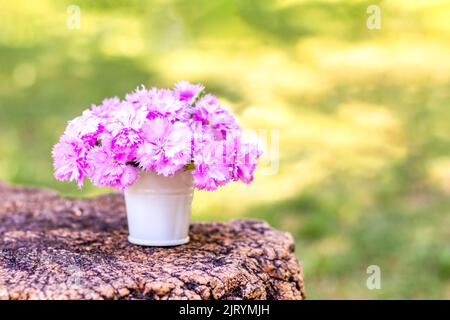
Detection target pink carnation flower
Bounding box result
[192,137,230,191]
[52,81,262,190]
[125,86,152,109]
[229,133,263,184]
[136,118,191,176]
[234,142,260,184]
[91,97,121,118]
[175,81,204,103]
[86,146,139,189]
[64,110,104,147]
[192,94,239,139]
[110,127,143,163]
[146,88,185,120]
[52,136,88,187]
[104,101,148,137]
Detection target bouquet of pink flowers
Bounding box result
[52,81,262,191]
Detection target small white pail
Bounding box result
[124,171,193,246]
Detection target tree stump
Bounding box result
[0,182,305,300]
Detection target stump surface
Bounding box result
[0,182,305,300]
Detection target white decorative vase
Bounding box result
[124,171,194,246]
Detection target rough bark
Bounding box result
[0,182,305,300]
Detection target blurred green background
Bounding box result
[1,0,450,299]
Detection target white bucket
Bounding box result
[124,170,194,246]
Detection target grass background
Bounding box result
[1,0,450,298]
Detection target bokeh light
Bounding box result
[1,0,449,298]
